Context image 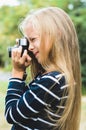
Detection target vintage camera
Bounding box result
[8,38,29,58]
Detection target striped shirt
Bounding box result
[5,71,68,130]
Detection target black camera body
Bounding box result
[8,38,29,58]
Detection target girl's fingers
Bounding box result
[12,46,22,59]
[12,48,17,59]
[17,46,22,58]
[20,50,27,64]
[23,50,32,67]
[25,57,32,67]
[11,46,31,71]
[20,50,32,66]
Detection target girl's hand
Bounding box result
[11,46,31,79]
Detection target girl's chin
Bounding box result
[35,54,41,63]
[36,57,41,64]
[37,59,41,64]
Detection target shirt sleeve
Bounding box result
[5,72,68,125]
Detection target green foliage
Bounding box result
[69,6,86,86]
[82,86,86,95]
[0,5,30,67]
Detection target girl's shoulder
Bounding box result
[34,71,66,86]
[38,71,65,80]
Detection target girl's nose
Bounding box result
[28,42,34,51]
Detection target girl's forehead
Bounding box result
[26,21,39,32]
[24,23,33,34]
[24,22,39,38]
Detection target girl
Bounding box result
[5,7,81,130]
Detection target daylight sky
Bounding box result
[0,0,20,6]
[0,0,86,7]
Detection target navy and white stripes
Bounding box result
[5,71,68,130]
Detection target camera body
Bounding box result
[8,38,29,57]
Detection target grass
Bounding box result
[0,81,12,129]
[80,97,86,130]
[0,81,86,130]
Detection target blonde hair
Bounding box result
[19,7,81,130]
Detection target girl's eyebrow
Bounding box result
[29,36,39,39]
[25,34,40,41]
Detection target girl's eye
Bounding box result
[31,38,36,42]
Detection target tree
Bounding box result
[68,0,86,86]
[0,5,30,67]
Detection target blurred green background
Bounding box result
[0,0,86,130]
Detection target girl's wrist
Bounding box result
[12,68,25,79]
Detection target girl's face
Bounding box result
[24,22,41,63]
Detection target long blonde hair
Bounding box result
[19,7,81,130]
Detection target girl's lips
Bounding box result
[34,51,39,57]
